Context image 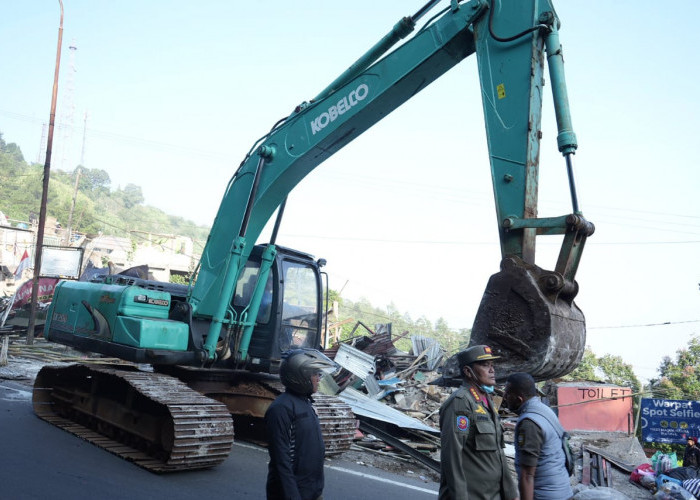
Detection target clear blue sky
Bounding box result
[1,1,699,382]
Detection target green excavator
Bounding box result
[33,0,593,472]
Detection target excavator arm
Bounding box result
[189,0,592,379]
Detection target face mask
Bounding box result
[480,385,495,394]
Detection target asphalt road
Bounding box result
[0,380,438,500]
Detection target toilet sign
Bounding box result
[640,398,700,444]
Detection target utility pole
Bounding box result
[27,0,64,345]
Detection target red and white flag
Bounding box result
[14,250,30,280]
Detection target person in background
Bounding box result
[683,436,700,468]
[438,345,519,500]
[265,349,335,500]
[503,372,573,500]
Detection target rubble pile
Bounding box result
[323,323,453,473]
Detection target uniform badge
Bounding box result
[469,387,481,402]
[475,405,487,415]
[456,415,469,432]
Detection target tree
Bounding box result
[77,167,111,198]
[598,353,641,393]
[118,183,145,209]
[651,336,700,400]
[567,347,598,381]
[0,132,24,164]
[565,347,641,392]
[433,317,467,356]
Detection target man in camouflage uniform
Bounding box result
[439,345,518,500]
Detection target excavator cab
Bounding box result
[227,244,325,373]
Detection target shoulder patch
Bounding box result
[456,415,469,432]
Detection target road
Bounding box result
[0,380,438,499]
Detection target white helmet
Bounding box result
[280,349,336,395]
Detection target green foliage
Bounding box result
[170,274,190,285]
[115,183,145,209]
[566,347,598,381]
[651,335,700,400]
[328,293,469,355]
[0,130,210,244]
[565,347,641,392]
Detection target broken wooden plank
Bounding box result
[584,445,637,473]
[582,449,591,486]
[359,420,440,472]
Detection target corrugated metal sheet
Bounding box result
[335,343,376,379]
[411,335,444,371]
[338,387,439,434]
[334,343,381,396]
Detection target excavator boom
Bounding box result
[187,0,591,377]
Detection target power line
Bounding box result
[589,320,700,330]
[592,240,700,245]
[0,108,230,163]
[281,232,700,247]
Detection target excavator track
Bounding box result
[309,393,356,456]
[156,366,356,456]
[32,364,235,473]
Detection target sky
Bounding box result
[1,1,699,383]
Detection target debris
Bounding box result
[411,335,443,371]
[0,335,9,366]
[334,343,380,396]
[358,420,440,472]
[585,445,637,474]
[337,387,438,434]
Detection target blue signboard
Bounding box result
[640,398,700,444]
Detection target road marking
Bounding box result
[325,466,437,495]
[234,442,437,495]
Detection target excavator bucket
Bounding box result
[469,256,585,382]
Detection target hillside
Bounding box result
[0,131,210,246]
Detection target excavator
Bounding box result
[33,0,593,472]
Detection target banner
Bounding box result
[11,278,59,310]
[641,398,700,444]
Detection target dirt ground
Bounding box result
[0,338,654,498]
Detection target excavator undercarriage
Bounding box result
[33,363,355,473]
[33,364,235,472]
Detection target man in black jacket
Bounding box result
[265,349,335,500]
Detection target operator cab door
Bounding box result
[279,258,321,353]
[232,245,322,373]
